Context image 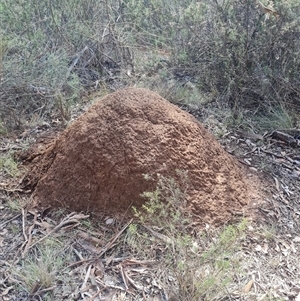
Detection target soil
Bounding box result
[1,87,300,301]
[21,87,265,225]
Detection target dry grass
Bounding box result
[1,187,300,300]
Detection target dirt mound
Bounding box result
[24,87,263,224]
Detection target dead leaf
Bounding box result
[94,260,105,278]
[242,279,254,293]
[105,218,114,225]
[262,243,269,254]
[273,177,280,192]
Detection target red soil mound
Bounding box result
[23,88,263,224]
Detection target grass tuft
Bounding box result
[255,105,295,131]
[0,153,20,177]
[13,238,72,297]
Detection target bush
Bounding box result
[122,0,300,123]
[128,172,247,300]
[0,0,134,128]
[170,0,300,115]
[1,0,299,129]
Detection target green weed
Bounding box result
[7,199,22,211]
[0,153,20,177]
[128,172,247,300]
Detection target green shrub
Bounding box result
[129,172,247,300]
[0,0,133,128]
[171,0,300,116]
[2,0,300,130]
[123,0,300,126]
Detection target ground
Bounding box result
[0,87,300,301]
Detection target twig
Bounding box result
[72,246,84,261]
[0,213,21,229]
[269,130,299,147]
[81,264,92,292]
[64,46,89,83]
[30,285,56,297]
[86,289,102,301]
[243,147,258,157]
[64,220,133,271]
[22,212,89,256]
[21,210,38,258]
[119,264,129,291]
[65,256,130,271]
[30,213,88,248]
[237,158,254,167]
[22,208,27,241]
[123,269,143,291]
[0,145,23,151]
[260,149,284,158]
[97,218,133,257]
[0,186,30,193]
[122,259,156,266]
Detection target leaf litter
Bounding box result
[1,106,300,300]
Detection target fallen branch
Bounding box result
[269,131,299,147]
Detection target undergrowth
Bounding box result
[13,238,73,300]
[254,104,296,131]
[127,171,248,300]
[0,153,20,177]
[1,0,300,132]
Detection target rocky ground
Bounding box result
[0,88,300,301]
